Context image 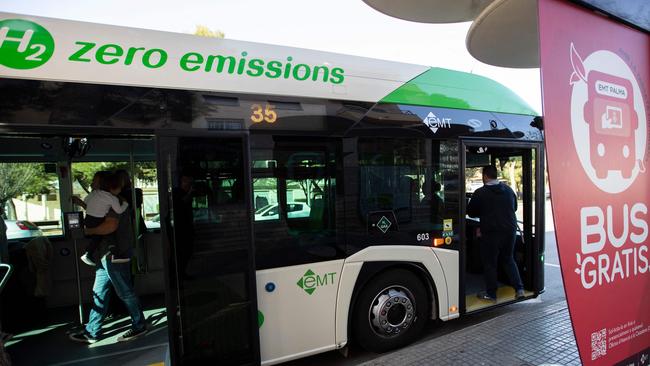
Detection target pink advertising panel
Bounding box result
[539,0,650,365]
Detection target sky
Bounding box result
[2,0,542,113]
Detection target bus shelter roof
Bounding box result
[363,0,540,68]
[466,0,539,68]
[362,0,492,23]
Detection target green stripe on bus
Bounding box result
[381,68,538,116]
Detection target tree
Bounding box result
[0,163,56,218]
[498,158,523,197]
[194,25,225,39]
[72,162,157,193]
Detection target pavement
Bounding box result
[357,299,579,366]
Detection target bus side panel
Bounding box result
[257,259,345,366]
[45,237,95,307]
[335,245,454,346]
[431,247,459,320]
[334,261,363,346]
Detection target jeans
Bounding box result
[479,230,524,298]
[85,256,145,338]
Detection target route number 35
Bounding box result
[251,104,277,124]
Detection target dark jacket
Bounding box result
[467,182,518,234]
[95,209,134,261]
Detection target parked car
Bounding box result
[144,208,215,230]
[255,202,311,221]
[144,214,161,230]
[466,179,483,193]
[5,220,43,240]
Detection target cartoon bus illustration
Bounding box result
[583,70,638,179]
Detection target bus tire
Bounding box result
[352,268,429,353]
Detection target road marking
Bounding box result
[545,263,561,268]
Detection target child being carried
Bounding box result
[80,173,128,266]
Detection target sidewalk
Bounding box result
[357,300,580,366]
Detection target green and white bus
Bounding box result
[0,13,545,366]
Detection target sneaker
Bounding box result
[69,331,98,344]
[515,289,526,300]
[117,328,147,342]
[104,312,128,322]
[477,292,497,302]
[80,253,96,266]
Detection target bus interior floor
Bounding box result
[5,294,169,366]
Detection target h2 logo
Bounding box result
[0,19,55,69]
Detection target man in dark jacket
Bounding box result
[467,165,525,302]
[69,174,147,344]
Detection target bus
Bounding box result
[0,12,545,366]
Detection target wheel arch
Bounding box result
[346,262,434,352]
[334,246,455,348]
[349,261,439,327]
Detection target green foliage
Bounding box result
[498,158,523,193]
[73,162,157,193]
[194,25,225,39]
[0,163,56,206]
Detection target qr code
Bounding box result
[591,328,607,360]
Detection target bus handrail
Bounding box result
[0,263,12,294]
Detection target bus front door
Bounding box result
[461,141,544,312]
[157,133,260,366]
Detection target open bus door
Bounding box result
[460,139,545,313]
[157,132,260,365]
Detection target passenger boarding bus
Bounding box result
[0,13,545,366]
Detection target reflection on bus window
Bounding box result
[285,178,330,231]
[0,162,62,239]
[252,142,340,269]
[358,139,424,224]
[253,178,278,221]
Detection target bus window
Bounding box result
[137,162,160,231]
[252,141,341,269]
[0,162,63,239]
[344,139,460,249]
[286,177,331,230]
[358,138,425,224]
[431,141,460,235]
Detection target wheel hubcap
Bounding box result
[369,286,416,338]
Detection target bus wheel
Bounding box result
[352,269,429,353]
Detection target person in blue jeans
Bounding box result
[467,165,525,302]
[69,182,147,344]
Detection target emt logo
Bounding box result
[0,19,54,69]
[423,112,451,134]
[296,269,336,295]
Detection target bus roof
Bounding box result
[0,12,537,116]
[382,68,538,116]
